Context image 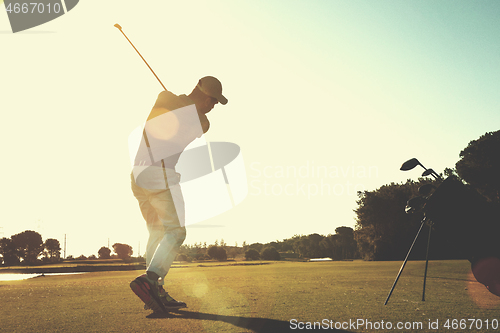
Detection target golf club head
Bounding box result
[418,184,436,196]
[422,169,434,177]
[400,158,421,171]
[114,23,122,30]
[405,196,427,214]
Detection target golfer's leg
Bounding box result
[131,176,165,267]
[145,220,164,267]
[148,225,186,279]
[146,185,186,279]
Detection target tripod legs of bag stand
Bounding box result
[384,217,430,305]
[422,221,433,301]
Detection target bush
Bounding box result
[176,254,192,262]
[193,253,206,260]
[245,249,260,260]
[112,243,133,260]
[207,245,227,261]
[261,246,281,260]
[98,246,111,259]
[216,247,227,261]
[207,245,218,259]
[227,247,240,259]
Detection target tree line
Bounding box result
[175,227,359,262]
[0,228,359,266]
[0,231,139,266]
[2,131,497,266]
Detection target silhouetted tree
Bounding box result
[112,243,133,260]
[98,246,111,259]
[307,233,324,258]
[245,249,260,260]
[354,180,433,260]
[0,237,19,266]
[267,241,281,252]
[207,245,227,261]
[207,245,218,259]
[261,246,281,260]
[456,130,500,203]
[216,247,227,261]
[227,247,240,259]
[333,227,358,259]
[280,237,296,252]
[249,243,264,252]
[44,238,61,262]
[176,253,190,262]
[11,230,43,264]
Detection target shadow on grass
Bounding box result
[146,309,352,332]
[428,276,477,282]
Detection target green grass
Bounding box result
[1,260,499,332]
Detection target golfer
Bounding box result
[129,76,228,312]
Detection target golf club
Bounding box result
[400,158,442,180]
[400,158,422,171]
[114,23,167,91]
[422,169,442,180]
[421,169,434,177]
[115,23,172,191]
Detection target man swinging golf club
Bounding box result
[129,76,228,313]
[114,24,227,312]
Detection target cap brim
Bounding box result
[217,95,228,105]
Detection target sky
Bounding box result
[1,0,499,258]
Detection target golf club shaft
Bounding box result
[384,218,426,305]
[419,162,438,180]
[114,24,167,91]
[432,172,443,181]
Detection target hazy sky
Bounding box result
[1,0,499,257]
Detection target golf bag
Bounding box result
[424,176,500,296]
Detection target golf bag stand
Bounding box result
[384,217,431,305]
[422,220,433,301]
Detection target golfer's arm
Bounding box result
[200,115,210,133]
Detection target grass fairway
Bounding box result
[1,260,499,332]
